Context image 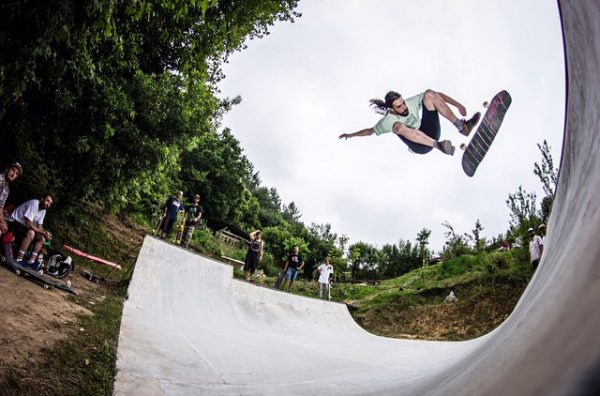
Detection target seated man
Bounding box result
[7,194,53,269]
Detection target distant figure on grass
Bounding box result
[338,89,480,156]
[280,246,304,292]
[243,230,263,282]
[317,257,334,300]
[0,162,22,235]
[7,194,54,270]
[528,227,544,271]
[157,191,185,240]
[181,194,204,248]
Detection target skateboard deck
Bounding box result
[2,244,79,295]
[175,217,186,245]
[461,90,512,177]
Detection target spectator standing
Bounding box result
[243,230,263,282]
[528,227,544,271]
[157,191,185,240]
[280,246,304,292]
[181,194,204,248]
[317,257,334,300]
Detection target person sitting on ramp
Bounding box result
[338,89,480,156]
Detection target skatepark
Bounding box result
[114,2,600,394]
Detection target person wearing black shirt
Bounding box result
[280,246,304,292]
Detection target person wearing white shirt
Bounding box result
[8,194,53,269]
[317,257,334,300]
[528,227,544,271]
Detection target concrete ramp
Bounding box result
[114,1,600,394]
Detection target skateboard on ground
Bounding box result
[461,90,512,177]
[2,243,79,295]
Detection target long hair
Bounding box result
[370,91,401,115]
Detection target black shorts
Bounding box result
[243,253,259,274]
[397,105,441,154]
[7,220,34,242]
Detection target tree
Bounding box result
[0,0,301,216]
[506,186,540,237]
[348,242,379,280]
[441,221,471,259]
[533,140,558,222]
[470,219,486,252]
[416,228,432,266]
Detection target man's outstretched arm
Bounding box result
[338,128,374,139]
[437,92,467,117]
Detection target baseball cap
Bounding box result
[538,224,546,229]
[527,227,534,232]
[7,162,22,175]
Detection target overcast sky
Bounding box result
[218,0,565,252]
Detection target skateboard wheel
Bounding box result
[67,281,72,287]
[460,143,467,151]
[15,269,21,276]
[43,284,50,290]
[483,101,490,108]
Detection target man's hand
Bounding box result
[457,104,467,117]
[338,133,350,139]
[0,221,7,234]
[43,230,53,241]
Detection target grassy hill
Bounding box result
[254,249,532,340]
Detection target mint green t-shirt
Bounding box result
[373,92,425,135]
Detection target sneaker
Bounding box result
[15,259,26,268]
[460,112,481,136]
[437,140,456,156]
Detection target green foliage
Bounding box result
[190,227,222,257]
[441,220,472,259]
[0,0,300,219]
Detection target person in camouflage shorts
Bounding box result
[181,194,204,248]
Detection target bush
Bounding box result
[437,255,477,279]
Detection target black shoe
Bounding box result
[460,112,481,136]
[437,140,456,156]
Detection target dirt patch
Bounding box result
[353,281,528,341]
[0,205,146,389]
[0,265,104,378]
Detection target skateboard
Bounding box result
[2,243,79,295]
[153,214,165,235]
[461,90,512,177]
[273,269,286,289]
[175,217,186,245]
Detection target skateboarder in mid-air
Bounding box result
[338,89,480,156]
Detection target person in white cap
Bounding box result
[528,227,544,271]
[0,162,22,235]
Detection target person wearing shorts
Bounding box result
[8,194,54,269]
[280,246,304,292]
[243,230,263,282]
[338,89,481,156]
[158,191,184,239]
